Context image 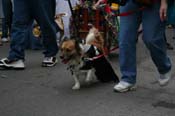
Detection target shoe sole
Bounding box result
[0,65,25,70]
[42,63,57,67]
[42,60,58,67]
[113,86,137,93]
[0,66,25,70]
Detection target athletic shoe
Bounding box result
[42,56,58,67]
[158,70,171,86]
[0,58,25,69]
[1,37,9,42]
[113,81,136,92]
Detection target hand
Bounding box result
[92,0,105,10]
[160,0,167,21]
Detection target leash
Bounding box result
[86,46,119,61]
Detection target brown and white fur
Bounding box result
[60,27,119,90]
[60,39,95,90]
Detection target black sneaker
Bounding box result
[42,56,58,67]
[0,58,25,69]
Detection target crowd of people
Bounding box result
[0,0,175,92]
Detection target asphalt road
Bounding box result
[0,29,175,116]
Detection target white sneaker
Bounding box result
[0,58,25,69]
[113,81,136,92]
[158,70,171,86]
[1,37,9,42]
[42,56,58,67]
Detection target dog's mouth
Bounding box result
[60,55,73,64]
[60,55,69,64]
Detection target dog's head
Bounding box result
[60,38,82,63]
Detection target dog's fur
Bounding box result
[60,39,95,90]
[60,27,119,90]
[85,27,105,53]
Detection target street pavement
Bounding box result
[0,29,175,116]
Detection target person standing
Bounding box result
[0,0,59,69]
[113,0,172,92]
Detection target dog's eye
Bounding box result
[66,49,71,52]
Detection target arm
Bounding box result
[93,0,106,9]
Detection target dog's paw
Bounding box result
[72,84,80,90]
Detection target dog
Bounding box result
[60,27,119,90]
[60,38,96,90]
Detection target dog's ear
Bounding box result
[74,40,82,56]
[59,36,70,48]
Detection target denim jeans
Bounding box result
[1,0,13,38]
[119,1,171,84]
[8,0,58,60]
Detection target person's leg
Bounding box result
[142,2,171,85]
[31,0,58,58]
[0,0,32,69]
[118,1,140,84]
[29,0,58,67]
[8,0,32,61]
[1,18,8,40]
[2,0,13,40]
[142,3,171,74]
[113,1,140,92]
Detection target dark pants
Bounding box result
[8,0,58,60]
[2,0,13,38]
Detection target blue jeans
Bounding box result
[8,0,58,60]
[2,0,13,38]
[119,1,171,84]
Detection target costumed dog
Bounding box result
[60,27,119,90]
